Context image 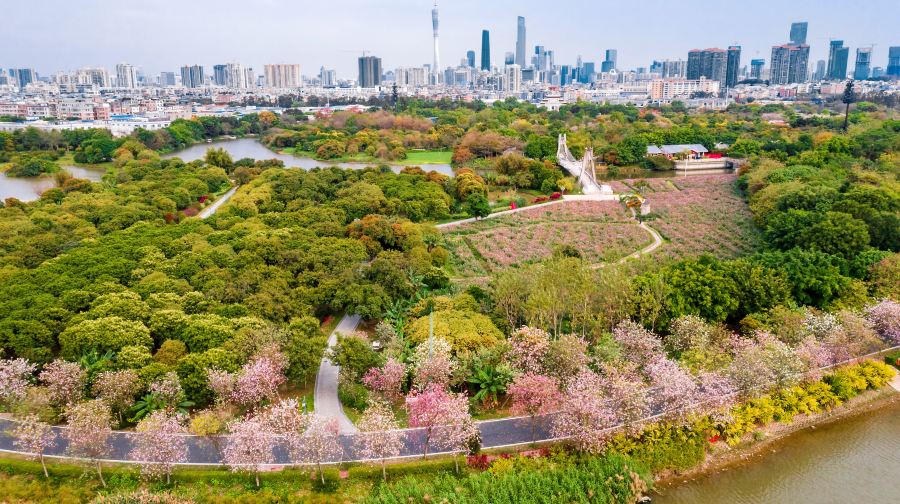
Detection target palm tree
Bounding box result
[842,80,856,131]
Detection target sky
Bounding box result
[6,0,900,79]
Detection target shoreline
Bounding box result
[652,386,899,492]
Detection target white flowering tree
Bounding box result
[12,414,56,478]
[299,413,342,484]
[223,416,276,487]
[0,358,36,406]
[66,400,113,487]
[355,402,404,480]
[40,360,85,407]
[130,411,188,483]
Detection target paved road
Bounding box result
[436,194,619,230]
[314,314,361,434]
[198,186,238,219]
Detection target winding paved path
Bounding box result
[198,185,238,219]
[314,314,361,434]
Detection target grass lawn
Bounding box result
[56,152,115,171]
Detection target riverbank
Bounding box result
[653,385,900,493]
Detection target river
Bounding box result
[0,165,106,202]
[653,398,900,504]
[164,138,454,176]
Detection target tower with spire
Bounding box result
[432,2,441,84]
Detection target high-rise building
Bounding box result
[358,55,382,87]
[827,40,850,80]
[750,59,765,79]
[687,48,727,86]
[579,62,595,83]
[115,63,137,88]
[601,49,617,72]
[395,67,427,87]
[725,46,741,87]
[790,22,808,45]
[853,47,872,80]
[74,68,110,87]
[533,46,553,71]
[10,68,37,88]
[432,2,441,83]
[515,16,526,67]
[319,67,337,87]
[504,52,515,66]
[212,65,227,86]
[466,50,476,68]
[481,30,491,71]
[180,65,205,88]
[871,67,886,79]
[770,44,810,84]
[264,64,301,88]
[888,47,900,77]
[159,72,176,86]
[813,59,827,81]
[504,64,522,92]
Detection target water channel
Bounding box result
[653,398,900,504]
[162,138,455,177]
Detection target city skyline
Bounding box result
[6,0,900,79]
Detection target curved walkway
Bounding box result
[314,314,361,433]
[199,185,238,219]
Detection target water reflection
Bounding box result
[0,165,106,202]
[163,138,455,177]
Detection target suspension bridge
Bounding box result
[557,134,613,196]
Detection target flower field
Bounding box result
[443,201,650,276]
[624,174,762,260]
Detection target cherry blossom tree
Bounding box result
[149,372,186,410]
[551,369,616,453]
[206,368,237,405]
[12,414,56,478]
[0,358,36,406]
[405,384,473,462]
[66,400,113,487]
[645,357,697,421]
[223,416,276,487]
[432,396,478,473]
[39,360,85,407]
[411,338,454,390]
[506,327,550,374]
[93,369,141,426]
[362,358,406,403]
[355,402,404,480]
[611,320,665,368]
[299,413,342,484]
[507,373,559,442]
[865,299,900,345]
[130,411,188,483]
[259,399,307,475]
[232,353,287,407]
[695,371,736,420]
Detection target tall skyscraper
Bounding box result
[481,30,491,71]
[504,52,515,66]
[687,48,727,86]
[466,50,476,68]
[770,44,810,84]
[854,47,872,80]
[750,59,765,79]
[888,47,900,77]
[180,65,205,88]
[504,64,522,92]
[10,68,37,88]
[601,49,617,72]
[725,46,741,88]
[358,55,382,87]
[827,40,850,80]
[432,2,441,83]
[790,22,808,45]
[813,59,827,81]
[115,63,137,88]
[264,64,301,88]
[515,16,526,67]
[319,67,337,87]
[159,72,176,86]
[213,64,227,86]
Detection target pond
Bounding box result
[164,138,455,177]
[0,165,106,202]
[653,399,900,504]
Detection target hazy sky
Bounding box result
[6,0,900,78]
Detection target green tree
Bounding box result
[465,193,491,219]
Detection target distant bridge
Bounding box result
[557,134,612,195]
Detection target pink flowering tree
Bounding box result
[299,413,342,484]
[865,299,900,345]
[0,358,36,406]
[93,369,141,426]
[362,358,406,403]
[611,320,666,368]
[598,363,650,431]
[551,369,617,453]
[411,338,455,390]
[130,411,188,483]
[645,357,698,422]
[506,327,550,374]
[149,372,187,410]
[66,400,113,487]
[209,351,287,409]
[40,360,85,407]
[223,416,276,487]
[259,399,307,476]
[355,401,404,480]
[405,384,473,462]
[207,368,237,405]
[507,373,559,442]
[12,414,57,478]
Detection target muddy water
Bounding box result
[653,399,900,504]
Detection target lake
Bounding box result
[164,138,455,177]
[0,165,106,202]
[653,398,900,504]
